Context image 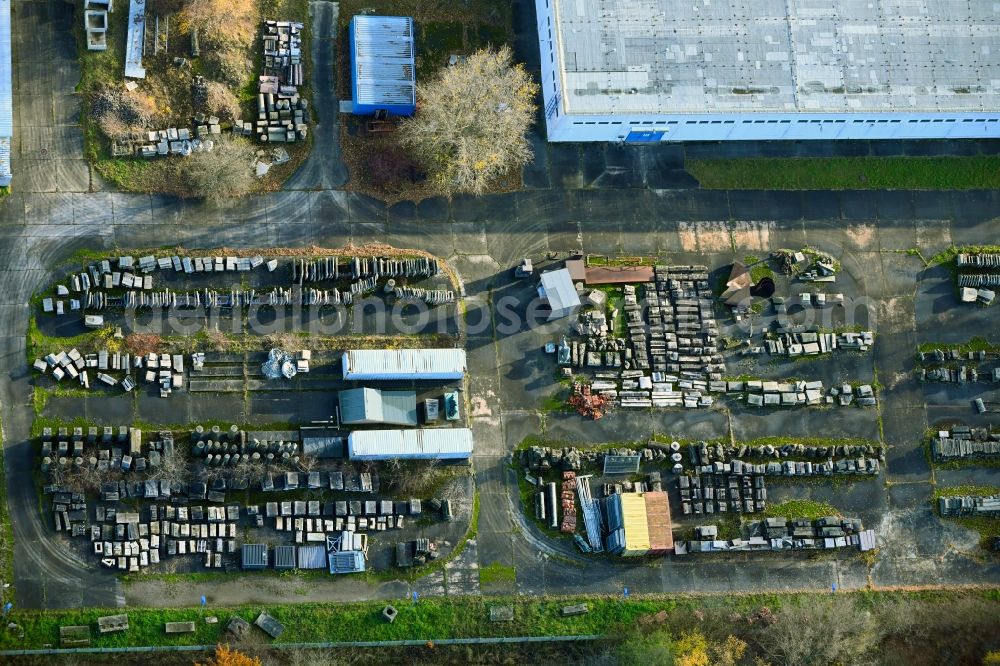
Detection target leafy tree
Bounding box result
[617,629,675,666]
[675,630,710,666]
[400,46,538,195]
[711,635,750,666]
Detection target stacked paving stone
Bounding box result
[521,446,590,472]
[956,253,1000,269]
[234,21,309,142]
[136,125,216,158]
[781,292,846,308]
[764,330,873,356]
[34,348,188,395]
[262,468,375,494]
[921,365,998,383]
[686,439,880,478]
[269,501,404,540]
[956,253,1000,289]
[691,457,880,477]
[740,380,877,407]
[87,503,240,570]
[611,266,724,409]
[38,422,395,572]
[918,348,1000,384]
[40,426,227,570]
[56,254,266,314]
[520,440,882,478]
[675,517,876,554]
[939,494,1000,517]
[678,472,766,516]
[88,287,354,310]
[293,256,440,283]
[932,426,1000,461]
[40,425,165,484]
[60,253,451,313]
[275,497,419,536]
[957,274,1000,288]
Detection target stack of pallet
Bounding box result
[560,471,577,533]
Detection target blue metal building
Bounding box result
[349,15,416,117]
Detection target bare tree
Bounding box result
[183,137,257,200]
[203,81,242,122]
[400,46,538,195]
[382,458,447,497]
[50,462,121,495]
[157,443,192,487]
[232,458,267,487]
[755,597,882,666]
[181,0,257,47]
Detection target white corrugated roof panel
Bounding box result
[342,349,466,380]
[0,0,11,186]
[540,268,581,316]
[348,428,473,460]
[124,0,146,79]
[351,15,415,107]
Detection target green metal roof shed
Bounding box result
[339,388,417,426]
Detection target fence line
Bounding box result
[0,633,603,656]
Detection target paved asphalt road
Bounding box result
[3,0,1000,609]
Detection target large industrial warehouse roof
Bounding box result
[553,0,1000,116]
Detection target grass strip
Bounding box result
[688,156,1000,190]
[5,590,1000,651]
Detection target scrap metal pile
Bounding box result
[568,382,611,419]
[773,249,838,281]
[261,348,298,380]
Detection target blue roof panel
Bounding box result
[350,15,416,115]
